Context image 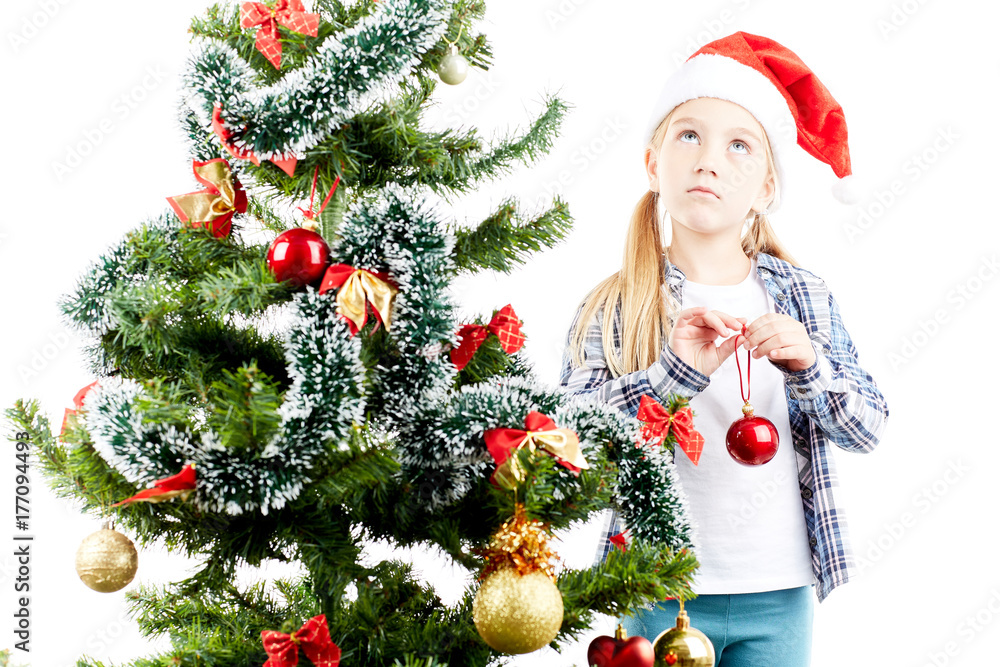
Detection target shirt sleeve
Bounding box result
[771,284,889,453]
[557,301,711,419]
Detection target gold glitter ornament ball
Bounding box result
[473,567,563,654]
[652,607,715,666]
[75,528,138,593]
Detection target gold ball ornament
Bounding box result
[75,524,138,593]
[472,567,563,654]
[438,44,469,85]
[652,603,715,667]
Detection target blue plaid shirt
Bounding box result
[557,252,889,603]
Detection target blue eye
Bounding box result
[731,140,751,154]
[680,131,698,143]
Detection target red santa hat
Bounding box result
[644,31,861,210]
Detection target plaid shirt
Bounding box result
[557,252,889,603]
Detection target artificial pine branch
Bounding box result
[451,194,573,274]
[208,364,283,450]
[60,217,293,387]
[126,575,326,649]
[102,311,289,391]
[244,194,294,236]
[454,93,572,187]
[385,94,571,202]
[5,400,137,514]
[556,542,698,642]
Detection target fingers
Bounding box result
[711,310,745,334]
[717,331,746,363]
[675,306,711,323]
[741,314,792,351]
[741,315,814,370]
[755,341,816,371]
[701,310,733,339]
[750,332,795,359]
[676,307,744,338]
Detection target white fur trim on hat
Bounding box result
[831,174,867,205]
[644,53,797,212]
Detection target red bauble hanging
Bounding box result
[725,325,779,466]
[266,227,330,287]
[587,624,654,667]
[726,403,779,466]
[266,167,342,288]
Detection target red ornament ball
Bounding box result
[266,228,330,287]
[587,624,654,667]
[725,404,779,466]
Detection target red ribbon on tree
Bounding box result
[261,614,341,667]
[59,380,100,442]
[450,303,526,371]
[637,394,705,466]
[484,411,588,489]
[166,159,248,238]
[609,530,629,553]
[240,0,319,69]
[112,464,197,507]
[212,103,299,176]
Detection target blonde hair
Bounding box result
[568,105,800,377]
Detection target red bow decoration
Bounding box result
[59,380,100,442]
[261,614,341,667]
[318,263,398,336]
[240,0,319,70]
[484,411,589,489]
[609,530,629,553]
[450,303,526,371]
[166,159,248,238]
[112,463,197,507]
[637,395,705,466]
[212,103,298,176]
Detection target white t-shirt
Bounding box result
[676,258,814,594]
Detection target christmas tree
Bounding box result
[6,0,700,664]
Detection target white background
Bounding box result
[1,0,998,665]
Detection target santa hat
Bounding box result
[643,31,861,210]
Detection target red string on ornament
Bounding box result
[298,165,341,220]
[736,323,751,403]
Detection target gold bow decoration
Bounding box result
[166,159,248,238]
[484,411,589,490]
[475,504,558,580]
[318,263,398,336]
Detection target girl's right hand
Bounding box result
[668,307,747,377]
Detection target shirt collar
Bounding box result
[755,251,792,277]
[663,250,788,285]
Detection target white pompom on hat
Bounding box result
[644,32,859,211]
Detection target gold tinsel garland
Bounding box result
[475,504,558,580]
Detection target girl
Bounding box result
[558,32,889,666]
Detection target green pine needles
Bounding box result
[5,1,702,665]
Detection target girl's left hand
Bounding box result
[738,313,817,372]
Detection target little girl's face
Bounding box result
[647,97,774,236]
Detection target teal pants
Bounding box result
[620,585,814,667]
